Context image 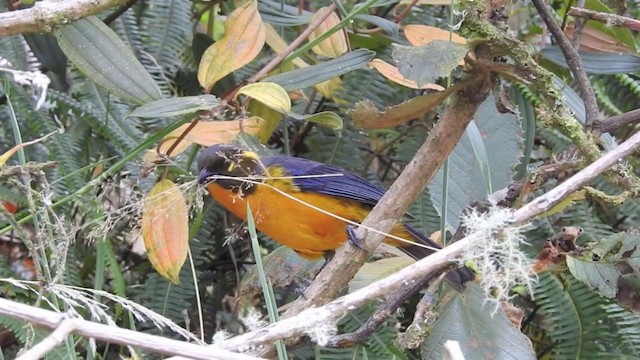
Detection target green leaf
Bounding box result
[55,16,163,105]
[128,95,221,118]
[429,95,522,230]
[422,283,536,359]
[542,47,640,74]
[567,230,640,313]
[287,111,343,133]
[392,41,468,86]
[264,49,375,91]
[349,256,413,292]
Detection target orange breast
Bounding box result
[206,183,371,258]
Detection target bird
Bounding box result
[197,144,474,291]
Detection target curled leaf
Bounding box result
[159,118,264,156]
[349,85,457,129]
[198,1,266,91]
[0,131,57,167]
[308,7,348,58]
[142,180,189,283]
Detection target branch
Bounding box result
[530,0,601,125]
[17,317,76,360]
[196,124,640,356]
[568,7,640,31]
[595,108,640,134]
[0,0,129,36]
[0,298,263,360]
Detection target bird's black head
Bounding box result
[197,144,263,194]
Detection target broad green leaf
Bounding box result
[142,180,189,284]
[567,230,640,313]
[23,33,67,80]
[128,95,221,118]
[55,16,162,105]
[429,95,522,230]
[159,118,264,156]
[198,1,266,91]
[237,82,291,113]
[552,76,585,123]
[308,7,348,58]
[355,14,400,39]
[542,47,640,74]
[287,111,343,133]
[422,283,536,359]
[393,41,468,87]
[349,86,456,129]
[264,49,375,91]
[258,0,311,26]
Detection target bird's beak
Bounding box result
[197,169,212,185]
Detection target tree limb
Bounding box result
[0,298,263,360]
[0,0,129,36]
[595,108,640,134]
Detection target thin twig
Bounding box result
[246,4,337,83]
[0,298,263,360]
[595,108,640,134]
[570,0,587,49]
[568,7,640,31]
[17,317,76,360]
[530,0,601,125]
[0,0,129,35]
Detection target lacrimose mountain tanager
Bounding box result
[197,144,474,291]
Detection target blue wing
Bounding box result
[260,155,384,206]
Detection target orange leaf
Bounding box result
[403,25,467,46]
[565,22,632,53]
[369,59,445,90]
[159,118,264,156]
[308,7,348,58]
[198,1,266,91]
[142,179,189,283]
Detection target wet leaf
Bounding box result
[159,118,264,155]
[198,1,266,91]
[142,180,189,283]
[308,7,348,58]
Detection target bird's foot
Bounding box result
[346,225,365,250]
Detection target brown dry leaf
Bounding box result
[309,6,348,58]
[198,1,266,91]
[159,118,264,155]
[565,22,632,53]
[404,25,467,46]
[142,179,189,283]
[369,59,445,90]
[349,85,457,129]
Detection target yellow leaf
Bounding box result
[369,59,445,90]
[0,131,57,167]
[403,25,467,46]
[308,7,348,58]
[142,179,189,283]
[198,1,266,91]
[159,118,264,155]
[248,102,283,144]
[236,82,291,113]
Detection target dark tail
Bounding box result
[400,223,475,292]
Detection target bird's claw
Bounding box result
[346,225,365,250]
